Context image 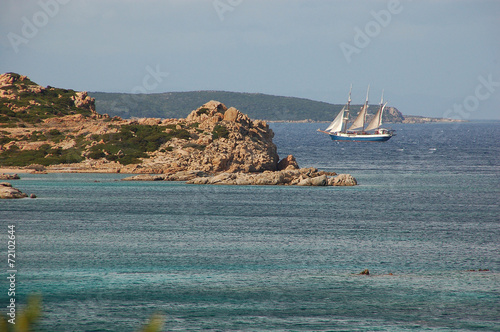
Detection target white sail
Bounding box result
[348,85,369,131]
[348,104,367,131]
[365,102,387,131]
[325,107,345,133]
[324,85,352,133]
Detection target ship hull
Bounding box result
[329,132,393,142]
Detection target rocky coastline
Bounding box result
[0,73,358,186]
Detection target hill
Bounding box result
[0,73,280,173]
[0,73,97,127]
[89,90,405,123]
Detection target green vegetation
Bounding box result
[183,142,206,150]
[0,144,84,167]
[196,107,209,115]
[0,74,94,128]
[212,124,229,139]
[0,122,195,167]
[87,124,191,165]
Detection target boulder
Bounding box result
[310,175,328,186]
[0,182,28,199]
[330,174,358,186]
[277,155,299,170]
[223,107,240,122]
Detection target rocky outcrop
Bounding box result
[121,168,357,187]
[182,100,279,173]
[183,168,354,186]
[71,91,96,113]
[0,173,20,180]
[114,101,280,175]
[0,182,28,199]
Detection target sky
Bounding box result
[1,0,499,120]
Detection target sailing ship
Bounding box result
[318,86,395,142]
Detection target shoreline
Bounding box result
[0,167,134,175]
[0,167,358,187]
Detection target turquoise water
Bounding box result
[1,122,499,331]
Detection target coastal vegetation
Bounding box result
[0,73,280,173]
[0,73,94,128]
[0,144,84,166]
[87,124,192,165]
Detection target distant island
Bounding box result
[89,91,463,124]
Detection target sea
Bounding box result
[1,121,499,331]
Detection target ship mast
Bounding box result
[363,84,370,131]
[342,84,352,133]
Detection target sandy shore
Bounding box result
[0,167,32,174]
[0,167,132,174]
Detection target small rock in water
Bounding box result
[29,193,37,199]
[358,269,370,275]
[0,173,20,180]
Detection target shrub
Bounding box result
[167,128,191,140]
[196,107,209,115]
[87,149,105,160]
[0,137,13,144]
[48,129,61,136]
[183,142,206,151]
[212,124,229,139]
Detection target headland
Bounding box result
[0,73,356,187]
